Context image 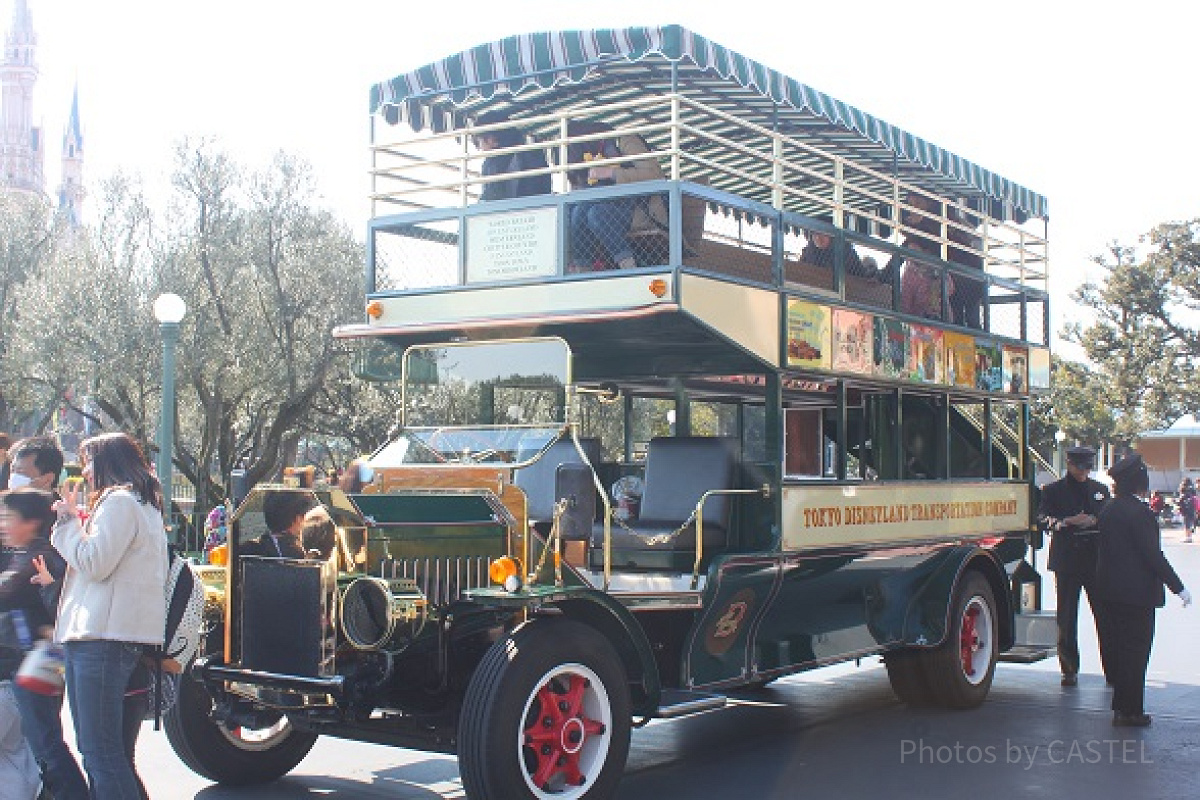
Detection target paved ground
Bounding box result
[128,525,1200,799]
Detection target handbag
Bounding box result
[15,639,65,696]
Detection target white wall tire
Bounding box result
[459,619,632,800]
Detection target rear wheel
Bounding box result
[921,571,998,709]
[459,618,632,800]
[164,672,318,785]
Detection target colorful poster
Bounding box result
[1003,345,1029,395]
[832,310,874,374]
[908,324,944,384]
[975,341,1003,392]
[873,317,909,379]
[786,299,831,369]
[1028,346,1051,391]
[943,331,976,388]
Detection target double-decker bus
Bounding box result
[168,25,1057,800]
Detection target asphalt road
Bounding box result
[127,525,1200,800]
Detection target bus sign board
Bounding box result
[465,207,558,283]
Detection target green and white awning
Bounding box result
[370,25,1047,220]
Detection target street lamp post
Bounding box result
[1054,429,1067,476]
[154,293,187,540]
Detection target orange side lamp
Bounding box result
[208,543,229,567]
[488,556,523,591]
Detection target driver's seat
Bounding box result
[515,438,601,537]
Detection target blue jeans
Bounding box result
[12,684,89,800]
[64,640,144,799]
[570,199,635,267]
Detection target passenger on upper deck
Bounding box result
[945,206,986,330]
[799,217,878,279]
[566,121,665,271]
[473,111,552,203]
[883,192,985,329]
[899,236,953,321]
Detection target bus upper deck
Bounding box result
[358,24,1049,355]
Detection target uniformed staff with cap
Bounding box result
[1096,453,1191,726]
[1037,445,1112,686]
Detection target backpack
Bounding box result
[160,546,206,673]
[145,546,206,726]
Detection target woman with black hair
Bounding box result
[1096,453,1192,727]
[51,432,167,798]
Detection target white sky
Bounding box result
[18,0,1200,344]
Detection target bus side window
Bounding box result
[901,394,947,480]
[785,408,823,478]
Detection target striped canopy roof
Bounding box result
[371,25,1047,220]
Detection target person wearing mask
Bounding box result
[244,490,316,559]
[6,437,64,493]
[1096,453,1191,726]
[1037,445,1112,687]
[3,437,89,800]
[51,432,168,799]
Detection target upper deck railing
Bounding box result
[367,94,1049,347]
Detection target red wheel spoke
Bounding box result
[519,670,611,793]
[530,751,559,791]
[581,717,606,736]
[960,605,980,676]
[563,674,588,717]
[524,727,557,745]
[560,755,585,787]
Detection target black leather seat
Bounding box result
[594,437,737,553]
[515,437,601,540]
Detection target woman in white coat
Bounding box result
[52,433,167,799]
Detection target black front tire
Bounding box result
[459,618,632,800]
[164,672,318,785]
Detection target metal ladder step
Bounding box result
[998,644,1057,664]
[998,611,1058,663]
[654,688,727,719]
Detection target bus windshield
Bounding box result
[377,338,572,465]
[371,424,564,466]
[403,338,570,427]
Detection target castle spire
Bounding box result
[0,0,43,194]
[59,82,83,225]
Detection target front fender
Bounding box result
[893,545,1014,650]
[466,586,661,716]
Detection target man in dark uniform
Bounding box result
[1037,445,1112,686]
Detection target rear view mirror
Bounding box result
[554,464,596,541]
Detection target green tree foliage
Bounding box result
[163,142,364,509]
[1031,356,1116,453]
[5,142,366,531]
[0,193,59,430]
[1068,231,1199,444]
